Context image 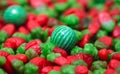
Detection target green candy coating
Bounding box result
[0,31,8,43]
[83,43,98,58]
[25,49,38,60]
[0,56,6,66]
[101,20,115,32]
[115,41,120,52]
[49,70,61,74]
[91,61,107,70]
[71,46,83,55]
[54,3,68,13]
[96,30,107,38]
[50,26,77,50]
[12,60,24,73]
[63,14,79,28]
[93,69,106,74]
[72,60,88,66]
[61,65,75,74]
[16,43,26,54]
[3,5,27,26]
[47,53,61,62]
[0,68,7,74]
[1,48,14,54]
[24,63,38,74]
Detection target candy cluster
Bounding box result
[0,0,120,74]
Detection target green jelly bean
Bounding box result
[13,32,27,40]
[12,60,24,73]
[49,70,61,74]
[91,61,107,70]
[1,48,14,54]
[16,43,26,54]
[0,56,6,66]
[71,46,83,55]
[40,42,55,57]
[101,20,115,32]
[115,41,120,52]
[24,63,38,74]
[83,43,98,58]
[74,30,83,41]
[0,68,7,74]
[72,59,88,67]
[61,65,75,74]
[54,3,68,13]
[93,69,106,74]
[25,49,38,60]
[96,30,107,38]
[94,40,108,49]
[47,53,61,62]
[0,31,8,44]
[63,14,79,28]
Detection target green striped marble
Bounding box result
[50,26,77,50]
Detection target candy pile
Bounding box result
[0,0,120,74]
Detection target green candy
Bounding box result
[13,0,28,6]
[3,5,27,26]
[0,68,7,74]
[12,60,24,73]
[0,56,6,66]
[95,4,105,11]
[47,53,61,62]
[13,32,27,41]
[63,14,79,28]
[101,20,115,32]
[113,38,120,47]
[0,31,8,43]
[61,65,75,74]
[49,70,61,74]
[74,30,83,41]
[40,42,55,57]
[94,40,108,49]
[24,63,38,74]
[93,69,106,74]
[71,46,83,55]
[43,9,58,18]
[54,3,68,13]
[50,26,77,50]
[31,27,43,39]
[25,49,39,60]
[67,0,76,6]
[31,27,48,42]
[72,60,88,67]
[16,43,26,54]
[1,48,14,54]
[96,30,107,38]
[91,61,107,70]
[83,43,98,58]
[115,41,120,52]
[81,29,90,35]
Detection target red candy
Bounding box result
[4,37,25,49]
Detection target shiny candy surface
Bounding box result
[50,26,77,50]
[3,5,27,26]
